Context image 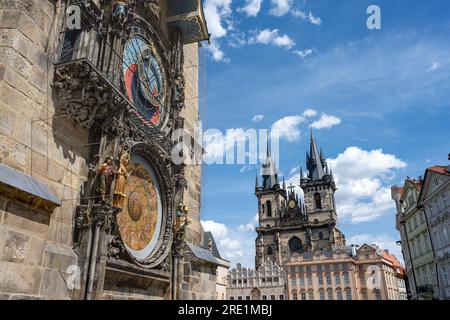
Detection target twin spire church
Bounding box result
[254,130,346,267]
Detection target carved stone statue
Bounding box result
[96,156,115,202]
[175,205,190,242]
[113,150,131,208]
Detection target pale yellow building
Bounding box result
[285,244,407,300]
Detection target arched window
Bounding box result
[267,246,274,255]
[288,237,303,255]
[266,201,272,217]
[314,193,322,209]
[319,231,323,240]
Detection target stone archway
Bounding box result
[251,287,261,300]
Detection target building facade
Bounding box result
[254,131,345,268]
[391,178,438,299]
[0,0,218,300]
[418,165,450,300]
[226,260,286,300]
[285,244,407,300]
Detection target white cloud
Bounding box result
[293,48,313,58]
[252,114,265,122]
[329,147,407,224]
[303,108,318,117]
[348,234,404,265]
[238,0,263,17]
[204,0,232,39]
[292,10,322,25]
[269,0,293,17]
[207,39,229,62]
[271,115,305,142]
[427,62,441,71]
[307,12,322,25]
[249,29,295,49]
[204,0,233,62]
[201,220,229,238]
[311,113,342,129]
[202,215,258,267]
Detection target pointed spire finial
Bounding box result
[255,174,259,190]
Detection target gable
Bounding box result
[419,170,450,203]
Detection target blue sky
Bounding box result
[198,0,450,267]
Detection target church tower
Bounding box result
[254,130,345,268]
[255,141,287,267]
[300,129,346,250]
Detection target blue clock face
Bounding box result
[122,34,166,125]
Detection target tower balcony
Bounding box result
[51,1,173,154]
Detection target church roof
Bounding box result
[306,129,326,180]
[203,231,223,259]
[260,134,279,189]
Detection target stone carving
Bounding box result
[96,156,115,202]
[112,150,131,208]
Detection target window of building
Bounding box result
[245,296,250,300]
[345,289,352,300]
[326,274,332,285]
[230,296,234,300]
[279,294,284,300]
[237,296,242,300]
[307,276,312,286]
[301,292,306,300]
[314,193,322,210]
[335,273,341,285]
[344,272,350,285]
[306,265,311,272]
[327,290,333,300]
[299,276,305,286]
[271,295,275,300]
[262,295,267,300]
[297,266,303,273]
[292,293,298,300]
[360,274,366,286]
[266,201,272,217]
[290,267,295,274]
[443,227,449,246]
[308,292,314,300]
[320,291,325,300]
[442,266,449,286]
[289,237,303,255]
[375,289,382,300]
[317,264,322,272]
[318,275,323,285]
[267,246,273,255]
[362,291,368,300]
[337,289,343,300]
[291,278,297,286]
[319,232,323,240]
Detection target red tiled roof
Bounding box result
[428,166,450,176]
[381,250,403,269]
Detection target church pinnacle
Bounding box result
[306,128,326,180]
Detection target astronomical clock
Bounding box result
[53,0,209,300]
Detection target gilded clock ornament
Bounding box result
[288,199,296,209]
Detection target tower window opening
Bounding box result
[314,193,322,210]
[266,201,272,217]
